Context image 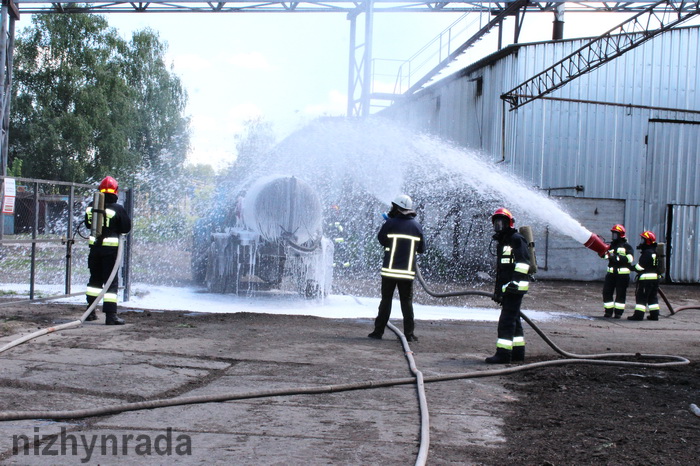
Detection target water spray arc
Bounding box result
[232,118,630,285]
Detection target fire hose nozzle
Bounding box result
[583,233,609,257]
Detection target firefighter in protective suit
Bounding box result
[368,194,424,342]
[486,208,531,364]
[628,231,660,321]
[602,224,634,318]
[84,176,132,325]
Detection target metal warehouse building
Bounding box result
[381,25,700,283]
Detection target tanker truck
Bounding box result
[193,175,334,297]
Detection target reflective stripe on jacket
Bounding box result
[378,212,425,281]
[604,239,634,274]
[634,244,659,281]
[494,229,531,295]
[85,197,132,248]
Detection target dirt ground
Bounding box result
[0,279,699,465]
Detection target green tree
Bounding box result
[9,14,189,186]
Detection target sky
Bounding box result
[16,7,695,170]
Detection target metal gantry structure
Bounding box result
[501,1,700,109]
[1,1,699,176]
[8,1,700,14]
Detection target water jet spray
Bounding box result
[204,118,624,285]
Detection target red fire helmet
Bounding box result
[492,207,515,227]
[611,224,626,237]
[99,176,118,195]
[640,230,657,245]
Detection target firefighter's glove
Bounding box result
[492,292,502,304]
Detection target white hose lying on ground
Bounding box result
[0,236,124,356]
[387,322,429,466]
[690,404,700,417]
[0,355,688,423]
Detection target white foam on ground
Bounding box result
[10,284,585,322]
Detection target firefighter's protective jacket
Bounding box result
[378,211,424,281]
[85,193,132,248]
[604,238,634,274]
[493,227,531,299]
[634,244,659,281]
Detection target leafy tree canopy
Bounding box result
[9,13,190,189]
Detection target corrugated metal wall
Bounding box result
[647,120,700,282]
[668,205,700,282]
[532,197,625,281]
[381,26,700,282]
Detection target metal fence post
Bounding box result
[122,187,134,302]
[65,185,74,295]
[29,181,38,299]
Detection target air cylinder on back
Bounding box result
[656,242,666,275]
[241,175,322,244]
[518,225,538,274]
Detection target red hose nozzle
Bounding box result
[583,233,609,257]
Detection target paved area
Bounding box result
[0,280,699,464]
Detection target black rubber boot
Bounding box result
[485,348,512,364]
[647,310,659,321]
[627,310,645,321]
[512,346,525,362]
[105,313,125,325]
[85,311,98,321]
[603,309,613,318]
[614,309,624,319]
[367,331,382,340]
[406,334,419,342]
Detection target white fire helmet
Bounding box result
[392,194,413,210]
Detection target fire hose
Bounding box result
[658,287,700,315]
[415,265,493,299]
[387,321,430,466]
[414,264,688,362]
[0,236,125,355]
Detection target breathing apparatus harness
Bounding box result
[88,191,107,246]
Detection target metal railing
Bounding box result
[372,12,484,97]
